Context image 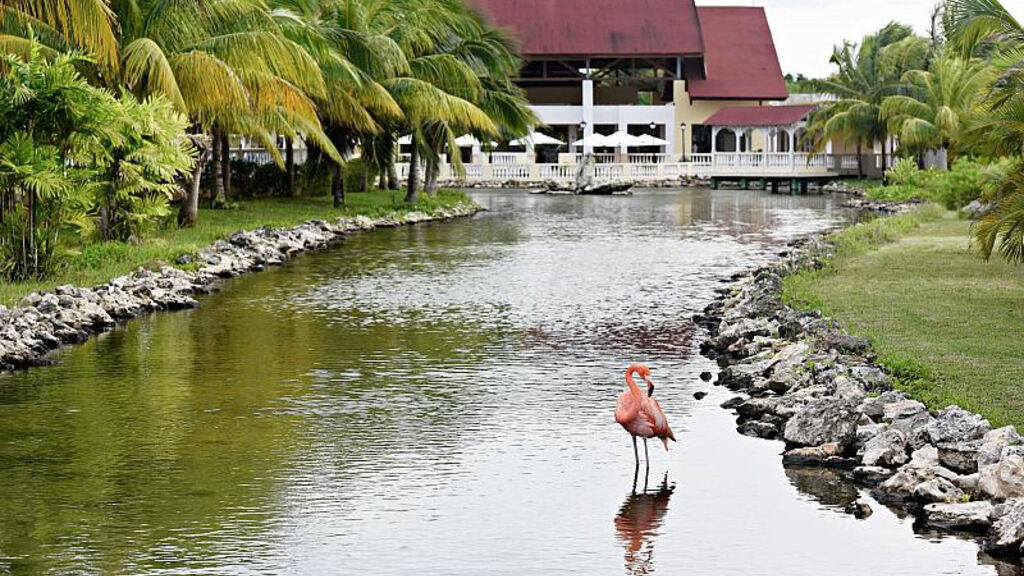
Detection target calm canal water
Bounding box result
[0,189,1014,575]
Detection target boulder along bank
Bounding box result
[0,202,482,372]
[695,211,1024,560]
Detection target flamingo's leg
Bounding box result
[632,436,639,468]
[643,437,649,464]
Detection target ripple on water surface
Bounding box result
[0,189,1011,575]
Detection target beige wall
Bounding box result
[671,80,764,156]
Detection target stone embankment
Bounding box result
[696,218,1024,558]
[0,203,481,371]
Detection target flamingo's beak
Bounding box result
[644,376,655,397]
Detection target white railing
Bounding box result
[490,152,528,165]
[539,165,575,180]
[232,148,308,165]
[575,153,617,164]
[594,165,624,179]
[797,153,830,169]
[713,153,763,169]
[492,165,531,180]
[389,152,872,185]
[841,156,860,169]
[690,153,713,167]
[765,153,791,169]
[627,153,671,164]
[631,164,659,179]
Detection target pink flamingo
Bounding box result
[615,364,676,466]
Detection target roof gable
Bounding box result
[688,7,788,100]
[465,0,704,57]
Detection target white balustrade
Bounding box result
[492,165,531,180]
[764,153,791,169]
[490,152,527,166]
[594,165,624,179]
[689,153,713,167]
[627,153,670,164]
[575,153,617,164]
[538,165,575,180]
[631,165,658,179]
[354,152,894,187]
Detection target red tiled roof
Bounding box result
[688,7,788,100]
[703,105,815,126]
[465,0,704,57]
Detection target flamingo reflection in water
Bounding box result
[614,470,675,575]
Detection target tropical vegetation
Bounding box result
[803,0,1024,263]
[0,0,534,283]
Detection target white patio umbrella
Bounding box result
[571,133,610,147]
[510,132,565,147]
[633,134,670,147]
[603,131,644,148]
[454,134,481,147]
[454,134,498,147]
[397,134,412,145]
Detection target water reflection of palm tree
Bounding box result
[614,471,675,576]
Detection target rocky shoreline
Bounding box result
[695,212,1024,560]
[0,202,481,372]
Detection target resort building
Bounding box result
[466,0,813,163]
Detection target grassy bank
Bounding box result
[0,189,470,307]
[784,207,1024,427]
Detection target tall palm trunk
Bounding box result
[328,127,347,207]
[405,138,420,203]
[361,159,370,192]
[286,138,296,197]
[880,135,888,183]
[221,132,231,202]
[425,161,439,195]
[332,161,345,207]
[211,129,225,208]
[856,140,864,179]
[28,189,37,276]
[378,169,386,190]
[178,134,211,228]
[387,160,399,190]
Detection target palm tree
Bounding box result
[119,0,345,225]
[0,0,119,68]
[880,56,993,169]
[3,0,344,225]
[806,23,929,177]
[946,0,1024,261]
[1,0,534,212]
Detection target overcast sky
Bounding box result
[695,0,1024,77]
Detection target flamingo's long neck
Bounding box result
[625,366,645,399]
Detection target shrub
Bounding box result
[0,42,192,279]
[886,157,923,187]
[343,157,378,194]
[868,157,1001,210]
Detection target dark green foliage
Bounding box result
[343,157,377,194]
[867,157,1006,210]
[226,158,332,198]
[0,41,192,280]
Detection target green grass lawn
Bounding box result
[785,210,1024,427]
[0,189,470,307]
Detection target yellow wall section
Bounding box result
[671,80,764,156]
